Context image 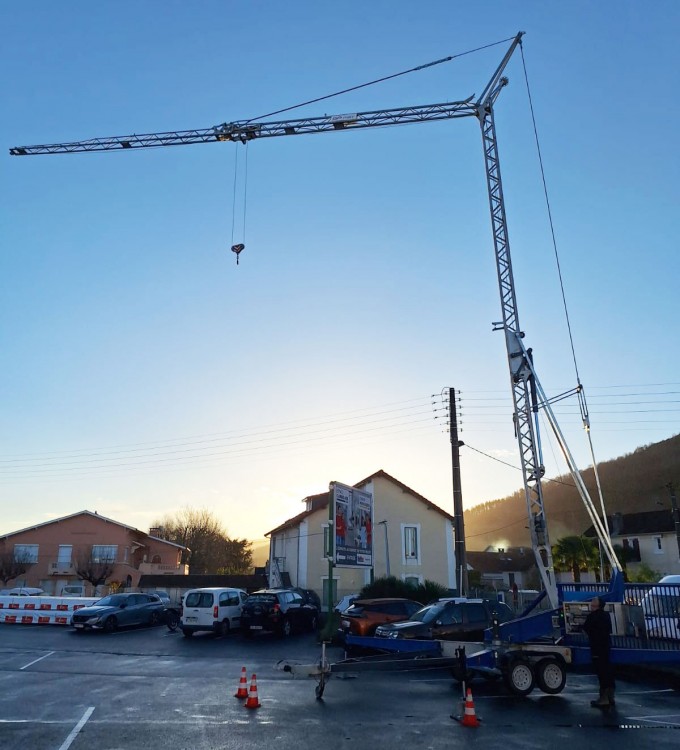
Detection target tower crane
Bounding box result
[9,32,621,608]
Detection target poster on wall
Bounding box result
[331,481,373,568]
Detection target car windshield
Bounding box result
[95,594,128,607]
[409,603,444,624]
[246,594,277,605]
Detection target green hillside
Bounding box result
[464,433,680,551]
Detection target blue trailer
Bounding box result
[332,572,680,697]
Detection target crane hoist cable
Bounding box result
[227,35,515,266]
[230,142,249,265]
[519,44,611,537]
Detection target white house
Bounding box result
[265,470,458,609]
[584,510,680,577]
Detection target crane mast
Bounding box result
[10,32,619,609]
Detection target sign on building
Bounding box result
[331,481,373,568]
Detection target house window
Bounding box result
[403,574,422,587]
[57,545,72,563]
[14,544,38,563]
[621,538,641,563]
[653,536,663,554]
[91,545,117,563]
[402,524,420,564]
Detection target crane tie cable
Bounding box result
[245,36,517,124]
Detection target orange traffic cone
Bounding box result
[244,673,261,709]
[234,666,248,699]
[460,688,480,727]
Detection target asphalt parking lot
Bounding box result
[1,623,679,750]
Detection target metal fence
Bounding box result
[559,581,680,649]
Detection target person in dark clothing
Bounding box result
[582,596,615,707]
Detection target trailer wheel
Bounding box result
[503,658,535,696]
[535,658,566,694]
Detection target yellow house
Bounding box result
[265,470,457,609]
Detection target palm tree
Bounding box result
[552,536,599,582]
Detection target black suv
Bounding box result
[241,588,319,637]
[374,598,514,641]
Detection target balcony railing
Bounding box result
[49,560,74,575]
[138,562,189,575]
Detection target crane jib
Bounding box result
[9,100,478,155]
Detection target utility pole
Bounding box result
[449,387,467,595]
[666,482,680,561]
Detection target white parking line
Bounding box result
[58,707,95,750]
[20,651,55,670]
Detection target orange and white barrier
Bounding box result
[0,596,98,625]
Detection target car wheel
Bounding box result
[216,620,229,637]
[503,658,535,696]
[103,616,118,634]
[166,612,180,632]
[182,628,193,638]
[535,658,566,694]
[279,618,292,637]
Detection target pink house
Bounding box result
[0,510,188,595]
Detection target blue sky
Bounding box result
[1,2,678,546]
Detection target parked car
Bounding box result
[374,598,515,641]
[5,587,45,596]
[641,576,680,640]
[180,587,248,637]
[339,598,423,638]
[60,585,87,597]
[294,587,322,610]
[70,593,166,632]
[241,588,319,637]
[334,594,359,614]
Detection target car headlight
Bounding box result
[86,616,102,625]
[388,631,400,639]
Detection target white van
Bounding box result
[180,587,248,637]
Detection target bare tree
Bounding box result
[152,507,252,574]
[73,548,115,591]
[0,551,34,585]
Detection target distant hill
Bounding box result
[250,538,270,568]
[464,433,680,551]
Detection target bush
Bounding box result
[628,563,661,583]
[358,576,450,605]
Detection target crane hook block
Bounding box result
[231,243,245,265]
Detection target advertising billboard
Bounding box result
[331,481,373,568]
